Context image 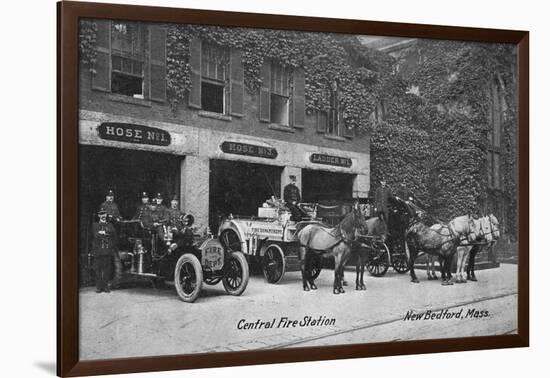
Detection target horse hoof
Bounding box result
[303,286,310,292]
[333,289,340,295]
[356,285,361,291]
[411,279,420,284]
[310,283,318,290]
[470,277,478,282]
[362,285,367,291]
[448,281,454,285]
[339,288,345,294]
[342,280,348,286]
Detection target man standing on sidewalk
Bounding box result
[91,209,118,293]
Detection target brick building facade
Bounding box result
[79,20,371,239]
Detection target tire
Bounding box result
[366,242,390,277]
[220,230,242,252]
[262,244,286,284]
[223,251,250,296]
[174,254,203,303]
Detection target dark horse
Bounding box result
[297,205,367,294]
[406,215,481,285]
[353,215,388,290]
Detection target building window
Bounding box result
[373,100,387,122]
[111,22,145,97]
[270,63,291,126]
[488,80,503,190]
[200,42,229,114]
[325,81,342,137]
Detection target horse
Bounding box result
[297,205,367,294]
[352,215,388,290]
[465,214,500,281]
[454,217,485,283]
[406,215,481,285]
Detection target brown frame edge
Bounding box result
[57,1,529,376]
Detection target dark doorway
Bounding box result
[302,169,354,203]
[79,146,181,258]
[209,160,282,231]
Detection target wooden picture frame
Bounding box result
[58,1,529,376]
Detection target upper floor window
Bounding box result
[487,79,504,190]
[188,38,244,117]
[315,81,353,139]
[91,20,167,102]
[259,60,305,128]
[270,63,292,125]
[111,22,145,97]
[200,42,229,113]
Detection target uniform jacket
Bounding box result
[283,183,301,204]
[133,203,154,228]
[374,186,392,212]
[99,201,121,221]
[91,222,118,256]
[152,204,169,224]
[167,207,185,229]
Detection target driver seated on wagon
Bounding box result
[165,195,195,253]
[283,174,308,222]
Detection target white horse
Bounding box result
[464,214,500,281]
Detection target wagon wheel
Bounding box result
[262,244,285,284]
[174,254,203,303]
[309,256,322,280]
[223,251,250,296]
[220,230,242,252]
[366,241,390,277]
[392,253,410,274]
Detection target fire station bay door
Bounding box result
[209,159,282,231]
[79,146,181,256]
[302,169,354,203]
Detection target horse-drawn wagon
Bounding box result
[218,198,322,284]
[89,219,250,302]
[217,197,403,286]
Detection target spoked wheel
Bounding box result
[222,251,249,296]
[220,230,242,252]
[262,244,285,284]
[309,256,322,280]
[392,253,410,274]
[174,254,203,303]
[366,242,391,277]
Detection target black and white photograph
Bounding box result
[77,18,518,360]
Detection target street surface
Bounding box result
[80,264,517,360]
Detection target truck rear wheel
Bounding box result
[263,244,285,284]
[222,251,249,296]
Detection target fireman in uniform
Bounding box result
[92,209,118,293]
[152,193,169,245]
[374,177,392,223]
[167,195,185,232]
[99,189,122,223]
[283,174,307,221]
[133,192,154,229]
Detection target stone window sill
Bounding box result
[268,123,295,133]
[107,93,152,107]
[198,110,232,122]
[324,134,348,142]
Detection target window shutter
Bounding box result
[292,67,305,128]
[229,48,244,116]
[259,61,271,122]
[343,123,353,139]
[149,25,167,102]
[188,37,202,109]
[92,19,111,91]
[316,111,327,133]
